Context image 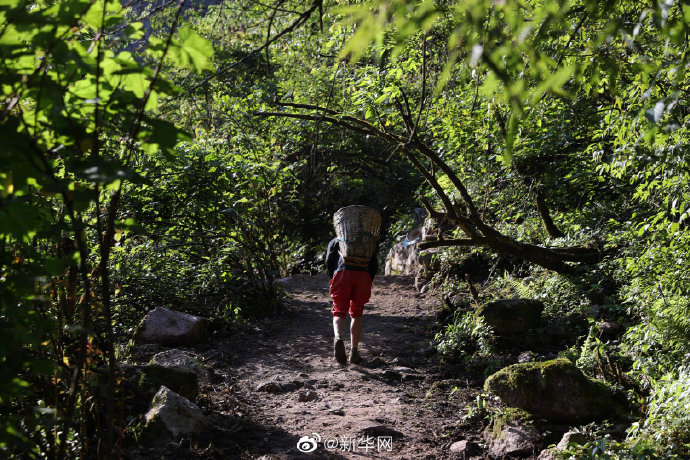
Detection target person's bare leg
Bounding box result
[333,316,347,365]
[350,316,362,349]
[333,316,346,340]
[349,316,362,364]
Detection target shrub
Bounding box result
[435,312,494,359]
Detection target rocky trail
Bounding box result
[127,274,483,459]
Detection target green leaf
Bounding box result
[167,27,214,73]
[124,22,144,40]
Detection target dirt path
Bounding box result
[208,274,478,459]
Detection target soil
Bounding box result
[125,274,484,459]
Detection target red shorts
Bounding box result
[329,270,372,318]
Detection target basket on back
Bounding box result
[333,206,381,267]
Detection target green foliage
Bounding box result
[113,138,287,324]
[0,0,215,455]
[628,365,690,450]
[337,0,690,158]
[555,435,676,459]
[488,272,588,317]
[2,0,690,456]
[435,311,494,359]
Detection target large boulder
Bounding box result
[151,349,214,384]
[475,299,543,335]
[484,359,618,423]
[135,307,209,345]
[385,240,419,275]
[143,386,209,440]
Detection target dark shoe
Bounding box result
[349,348,362,365]
[334,339,346,365]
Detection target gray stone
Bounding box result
[414,272,430,292]
[256,379,305,394]
[556,431,588,450]
[143,386,209,439]
[475,299,543,335]
[596,321,622,341]
[484,359,619,423]
[256,381,281,393]
[281,380,305,392]
[391,366,416,374]
[450,440,481,457]
[385,240,419,275]
[382,369,402,380]
[537,448,556,460]
[517,351,539,363]
[151,349,214,384]
[297,389,318,402]
[135,307,209,345]
[485,420,539,458]
[383,366,424,382]
[123,364,199,400]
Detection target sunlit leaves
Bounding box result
[137,117,190,155]
[0,0,214,453]
[336,0,689,160]
[336,0,440,62]
[82,0,122,29]
[167,26,215,73]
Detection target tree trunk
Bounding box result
[536,188,565,238]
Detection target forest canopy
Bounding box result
[1,0,689,457]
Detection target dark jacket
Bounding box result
[326,238,378,281]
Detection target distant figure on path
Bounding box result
[326,237,378,365]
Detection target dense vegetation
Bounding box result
[1,0,688,457]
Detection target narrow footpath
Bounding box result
[211,274,479,459]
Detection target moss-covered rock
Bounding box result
[124,364,199,401]
[150,349,214,384]
[475,299,543,335]
[484,408,540,458]
[484,359,618,423]
[487,407,534,439]
[140,386,209,444]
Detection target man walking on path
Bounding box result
[326,238,378,365]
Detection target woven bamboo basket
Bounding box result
[333,205,381,266]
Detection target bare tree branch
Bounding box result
[188,0,322,92]
[257,106,602,274]
[418,238,478,249]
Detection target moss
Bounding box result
[475,299,543,335]
[489,407,534,439]
[484,359,619,423]
[425,379,463,398]
[136,364,199,401]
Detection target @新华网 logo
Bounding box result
[296,433,321,453]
